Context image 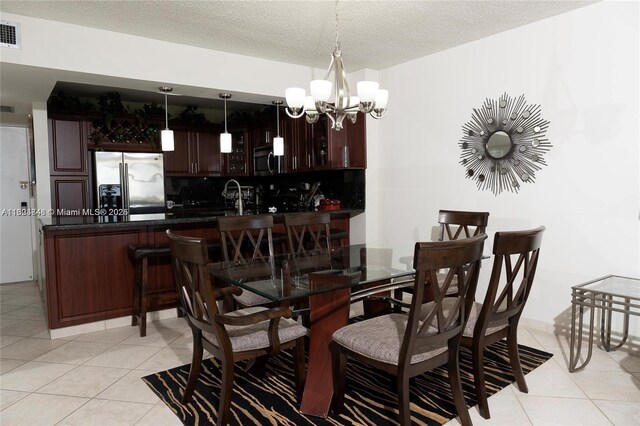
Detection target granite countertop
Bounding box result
[39,208,364,231]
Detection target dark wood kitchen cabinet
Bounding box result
[328,112,366,169]
[164,126,221,176]
[43,225,148,329]
[48,117,88,176]
[48,117,92,212]
[50,177,90,212]
[296,112,366,170]
[282,114,311,172]
[223,128,250,176]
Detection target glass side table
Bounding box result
[569,275,640,372]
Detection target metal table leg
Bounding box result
[601,295,630,352]
[569,290,596,373]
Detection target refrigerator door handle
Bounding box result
[123,162,130,211]
[118,162,125,210]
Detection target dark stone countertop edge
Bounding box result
[40,209,364,232]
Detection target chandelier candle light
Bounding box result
[285,0,388,131]
[273,100,284,156]
[219,93,232,153]
[160,86,174,151]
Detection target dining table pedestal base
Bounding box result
[299,273,352,418]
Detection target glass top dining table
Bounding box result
[208,244,415,418]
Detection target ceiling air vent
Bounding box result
[0,20,21,49]
[0,106,15,113]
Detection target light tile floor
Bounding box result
[0,281,638,425]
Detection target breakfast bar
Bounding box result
[39,209,361,331]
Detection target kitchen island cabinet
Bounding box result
[40,210,359,331]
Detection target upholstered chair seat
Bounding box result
[332,314,448,365]
[202,306,307,352]
[463,301,509,337]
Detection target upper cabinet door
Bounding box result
[164,127,221,177]
[48,118,88,175]
[329,112,366,169]
[163,129,191,175]
[193,130,221,176]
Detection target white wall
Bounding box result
[370,1,640,330]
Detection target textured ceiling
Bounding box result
[1,0,595,71]
[0,0,596,114]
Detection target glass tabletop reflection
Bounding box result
[207,244,414,302]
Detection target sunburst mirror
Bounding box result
[459,93,551,195]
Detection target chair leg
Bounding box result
[139,258,148,337]
[448,345,472,426]
[331,342,347,414]
[217,359,235,426]
[131,260,141,326]
[294,337,306,400]
[397,370,411,425]
[472,339,491,419]
[508,324,528,393]
[181,331,203,404]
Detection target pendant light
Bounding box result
[273,100,284,156]
[219,93,232,153]
[160,86,174,151]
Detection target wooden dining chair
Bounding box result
[393,209,490,310]
[461,226,544,419]
[217,215,276,309]
[283,212,332,325]
[283,212,331,255]
[438,210,490,242]
[166,230,307,426]
[331,234,487,426]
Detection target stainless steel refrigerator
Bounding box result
[93,152,165,214]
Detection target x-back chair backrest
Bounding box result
[401,234,487,365]
[166,230,223,343]
[217,215,275,263]
[438,210,490,241]
[476,226,545,335]
[284,212,331,255]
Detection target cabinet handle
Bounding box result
[307,154,311,167]
[195,163,199,174]
[267,152,274,174]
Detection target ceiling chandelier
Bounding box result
[285,0,388,131]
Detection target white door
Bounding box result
[0,125,33,283]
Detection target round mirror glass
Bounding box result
[486,131,512,159]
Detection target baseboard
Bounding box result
[48,308,179,339]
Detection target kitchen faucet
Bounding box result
[223,179,243,215]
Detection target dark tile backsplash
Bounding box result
[165,170,365,211]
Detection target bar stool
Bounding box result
[128,244,172,337]
[129,240,223,336]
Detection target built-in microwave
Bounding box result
[253,145,282,176]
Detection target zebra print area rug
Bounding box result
[143,338,552,425]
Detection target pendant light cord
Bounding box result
[224,98,228,133]
[164,91,169,130]
[276,104,280,136]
